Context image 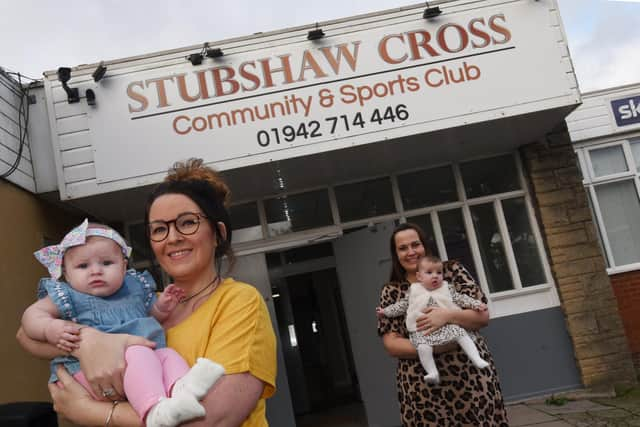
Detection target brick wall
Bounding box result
[610,270,640,373]
[520,125,637,389]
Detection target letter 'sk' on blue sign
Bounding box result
[611,95,640,127]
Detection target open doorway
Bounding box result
[267,243,367,427]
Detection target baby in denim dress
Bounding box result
[21,219,224,427]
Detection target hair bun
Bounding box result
[165,158,231,206]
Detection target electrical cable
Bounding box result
[0,72,37,179]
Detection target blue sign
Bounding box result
[611,95,640,127]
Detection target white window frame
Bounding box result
[575,134,640,274]
[132,152,558,317]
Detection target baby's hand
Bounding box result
[45,319,81,353]
[375,306,385,319]
[476,303,488,312]
[164,284,185,302]
[156,284,185,313]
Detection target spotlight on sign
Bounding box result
[206,48,224,58]
[423,5,442,19]
[187,53,204,66]
[307,24,325,41]
[85,89,96,106]
[57,67,80,103]
[92,61,107,82]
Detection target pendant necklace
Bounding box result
[180,276,219,304]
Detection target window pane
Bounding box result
[335,177,395,222]
[398,166,458,210]
[265,190,333,236]
[590,145,628,177]
[438,209,476,279]
[229,202,263,243]
[405,214,438,257]
[630,140,640,172]
[470,203,513,292]
[461,154,520,198]
[594,180,640,266]
[502,198,546,286]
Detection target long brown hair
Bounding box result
[388,222,430,283]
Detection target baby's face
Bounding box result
[417,260,443,290]
[63,236,126,297]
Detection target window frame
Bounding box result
[128,152,558,315]
[576,135,640,274]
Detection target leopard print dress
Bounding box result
[377,260,508,427]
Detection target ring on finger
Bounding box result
[102,388,116,398]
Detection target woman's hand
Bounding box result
[71,328,155,401]
[49,366,100,425]
[416,306,453,335]
[49,366,142,427]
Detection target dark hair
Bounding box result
[417,255,442,270]
[144,159,234,272]
[389,222,431,283]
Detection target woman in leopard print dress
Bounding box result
[377,223,508,426]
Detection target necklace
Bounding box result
[179,276,219,304]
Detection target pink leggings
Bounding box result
[74,346,190,421]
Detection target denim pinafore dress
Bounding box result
[37,269,166,382]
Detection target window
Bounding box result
[335,177,395,222]
[265,190,333,236]
[402,155,549,295]
[398,166,458,210]
[229,153,552,299]
[577,138,640,271]
[228,202,263,243]
[460,154,520,198]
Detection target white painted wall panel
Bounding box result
[570,125,613,142]
[63,163,96,183]
[567,83,640,142]
[0,78,22,108]
[568,115,611,132]
[568,105,607,122]
[59,131,92,151]
[56,115,89,135]
[0,143,32,177]
[61,146,94,167]
[0,71,35,192]
[54,101,91,119]
[0,110,22,138]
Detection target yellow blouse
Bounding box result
[166,277,277,426]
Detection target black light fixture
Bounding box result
[57,67,80,103]
[188,52,203,66]
[92,61,107,82]
[307,23,325,41]
[423,2,442,19]
[206,47,224,58]
[85,89,96,106]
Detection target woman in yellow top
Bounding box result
[17,158,277,426]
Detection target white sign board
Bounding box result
[88,1,573,184]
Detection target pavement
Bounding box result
[507,388,640,426]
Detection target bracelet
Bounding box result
[105,400,120,427]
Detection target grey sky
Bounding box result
[1,0,639,92]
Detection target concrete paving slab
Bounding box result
[507,404,556,426]
[528,400,612,415]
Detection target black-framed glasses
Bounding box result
[148,212,208,242]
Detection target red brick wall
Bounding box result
[611,269,640,372]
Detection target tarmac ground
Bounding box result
[507,387,640,426]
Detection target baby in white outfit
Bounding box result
[376,255,489,384]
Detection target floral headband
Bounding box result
[34,219,132,279]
